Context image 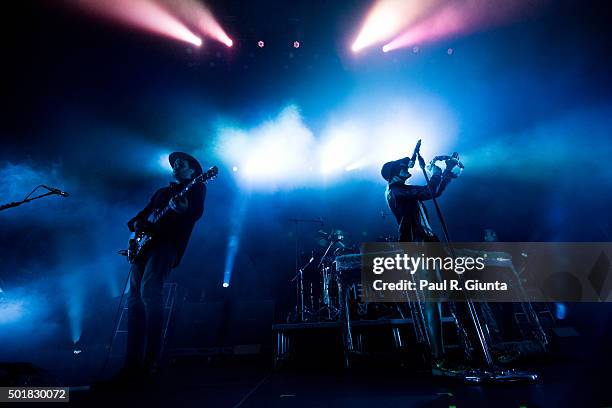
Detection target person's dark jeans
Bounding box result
[125,243,176,371]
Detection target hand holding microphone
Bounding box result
[408,139,421,169]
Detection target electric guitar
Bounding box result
[122,166,218,263]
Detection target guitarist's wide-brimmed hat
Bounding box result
[169,152,203,176]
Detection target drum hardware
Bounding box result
[315,228,348,321]
[283,191,544,379]
[288,217,324,322]
[290,252,315,322]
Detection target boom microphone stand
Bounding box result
[0,185,69,212]
[416,150,538,383]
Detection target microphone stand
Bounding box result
[0,185,66,212]
[288,217,323,322]
[417,152,538,384]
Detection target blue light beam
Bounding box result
[222,197,249,287]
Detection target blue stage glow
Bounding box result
[158,152,173,172]
[555,303,567,320]
[216,105,317,189]
[0,299,25,325]
[319,122,365,176]
[222,197,249,287]
[223,235,239,287]
[62,274,84,344]
[215,97,456,189]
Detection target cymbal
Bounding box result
[317,229,348,247]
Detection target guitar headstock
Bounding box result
[197,166,219,183]
[206,166,219,179]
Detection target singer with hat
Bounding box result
[381,141,462,376]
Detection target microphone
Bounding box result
[42,185,69,197]
[408,139,421,168]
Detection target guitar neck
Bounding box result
[152,177,200,223]
[147,166,217,225]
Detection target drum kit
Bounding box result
[290,227,354,323]
[285,223,546,383]
[289,227,408,324]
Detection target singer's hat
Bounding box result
[381,159,410,182]
[169,152,203,176]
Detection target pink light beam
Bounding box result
[164,0,233,47]
[74,0,202,46]
[383,0,548,53]
[351,0,443,53]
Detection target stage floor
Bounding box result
[68,357,610,407]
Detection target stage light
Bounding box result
[161,0,232,47]
[74,0,203,47]
[232,166,238,172]
[257,40,265,48]
[216,105,316,188]
[293,41,300,48]
[382,4,462,53]
[382,0,544,53]
[351,0,437,53]
[222,282,229,288]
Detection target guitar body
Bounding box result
[127,230,154,264]
[122,166,218,264]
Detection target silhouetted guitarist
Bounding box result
[123,152,205,381]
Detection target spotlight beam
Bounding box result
[223,197,248,288]
[382,0,546,53]
[166,0,233,47]
[75,0,202,46]
[351,0,442,53]
[383,3,465,52]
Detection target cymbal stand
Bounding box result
[288,217,322,322]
